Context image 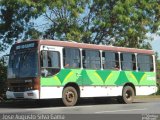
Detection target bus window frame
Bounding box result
[137,53,154,72]
[102,51,120,70]
[63,47,81,69]
[82,49,101,70]
[40,50,61,69]
[40,50,61,77]
[120,52,137,71]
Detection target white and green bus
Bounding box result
[6,40,157,106]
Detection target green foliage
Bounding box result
[156,53,160,95]
[42,0,88,42]
[41,0,160,49]
[0,59,7,98]
[0,0,43,53]
[157,60,160,81]
[1,0,160,49]
[156,83,160,95]
[84,0,160,48]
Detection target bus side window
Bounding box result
[132,54,136,70]
[41,51,48,67]
[41,50,60,77]
[102,51,119,70]
[121,53,135,71]
[137,54,154,72]
[47,54,52,67]
[82,50,100,69]
[82,51,86,68]
[40,52,43,67]
[63,48,81,69]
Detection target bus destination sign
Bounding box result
[16,43,35,50]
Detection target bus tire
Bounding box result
[62,86,78,106]
[122,86,135,104]
[118,86,135,104]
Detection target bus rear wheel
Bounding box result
[62,86,78,106]
[118,86,135,104]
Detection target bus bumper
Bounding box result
[6,90,39,99]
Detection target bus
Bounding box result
[6,40,157,106]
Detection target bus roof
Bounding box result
[16,40,155,55]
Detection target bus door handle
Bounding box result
[76,73,82,77]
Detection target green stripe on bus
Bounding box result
[40,69,156,86]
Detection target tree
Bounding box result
[155,52,160,95]
[0,0,44,100]
[0,0,160,98]
[0,58,7,100]
[0,0,43,53]
[80,0,160,48]
[42,0,88,42]
[1,0,160,49]
[156,60,160,95]
[43,0,160,49]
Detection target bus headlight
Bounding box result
[7,87,13,91]
[27,87,33,91]
[25,87,33,91]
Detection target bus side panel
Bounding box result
[40,69,83,99]
[40,69,157,99]
[79,70,156,86]
[80,70,156,97]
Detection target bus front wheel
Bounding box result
[62,86,78,106]
[118,86,135,104]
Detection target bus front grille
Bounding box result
[13,93,24,98]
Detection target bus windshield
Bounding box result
[8,50,38,79]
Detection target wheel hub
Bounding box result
[66,91,75,102]
[126,90,132,100]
